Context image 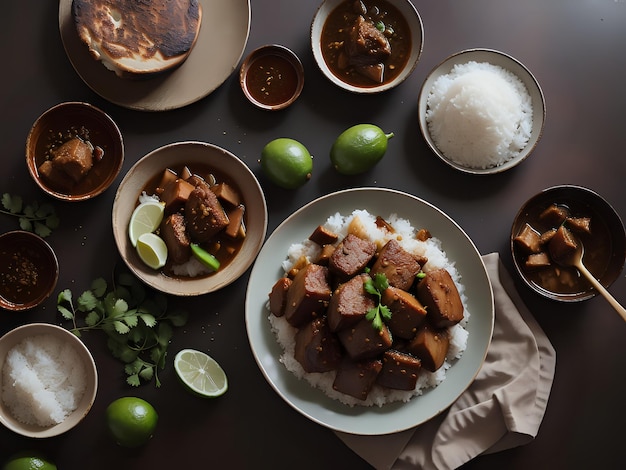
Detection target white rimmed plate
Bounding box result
[245,188,494,435]
[59,0,250,111]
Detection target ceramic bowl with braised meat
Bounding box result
[511,185,626,302]
[112,141,267,296]
[26,102,124,202]
[311,0,423,93]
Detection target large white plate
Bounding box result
[59,0,250,111]
[245,188,494,435]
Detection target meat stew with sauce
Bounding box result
[321,0,412,87]
[513,201,614,295]
[140,163,247,279]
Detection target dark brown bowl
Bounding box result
[239,44,304,110]
[26,102,124,202]
[511,185,626,302]
[0,231,59,311]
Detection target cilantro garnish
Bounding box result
[57,271,188,387]
[1,193,59,237]
[364,272,392,331]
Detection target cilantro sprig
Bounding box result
[1,193,59,237]
[364,272,392,331]
[57,271,188,387]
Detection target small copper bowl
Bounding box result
[239,45,304,111]
[26,102,124,202]
[0,231,59,311]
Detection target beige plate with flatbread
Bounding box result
[59,0,251,111]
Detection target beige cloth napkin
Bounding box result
[335,253,557,470]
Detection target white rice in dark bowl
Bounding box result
[267,209,470,407]
[425,61,533,170]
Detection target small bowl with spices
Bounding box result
[0,231,59,311]
[311,0,423,94]
[0,322,98,437]
[239,44,305,111]
[26,102,124,202]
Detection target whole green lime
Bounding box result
[2,452,56,470]
[260,138,313,189]
[105,397,158,448]
[330,124,394,175]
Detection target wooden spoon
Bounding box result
[555,234,626,321]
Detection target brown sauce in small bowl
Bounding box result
[240,45,304,110]
[245,54,300,106]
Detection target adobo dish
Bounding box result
[267,209,469,406]
[514,202,613,294]
[321,0,412,87]
[135,164,247,278]
[35,124,113,195]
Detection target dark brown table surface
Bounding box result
[2,1,626,468]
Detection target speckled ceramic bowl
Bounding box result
[418,48,545,174]
[311,0,423,94]
[0,323,98,437]
[112,141,267,296]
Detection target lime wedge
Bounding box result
[136,233,168,270]
[174,349,228,398]
[128,200,165,247]
[190,243,220,271]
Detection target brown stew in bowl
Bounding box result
[35,122,119,196]
[321,0,411,87]
[513,201,614,295]
[140,163,247,279]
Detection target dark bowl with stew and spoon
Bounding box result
[510,185,626,302]
[311,0,423,94]
[26,101,124,202]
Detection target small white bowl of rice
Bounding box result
[0,323,98,438]
[418,48,545,174]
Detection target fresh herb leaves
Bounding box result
[364,272,392,330]
[1,193,59,237]
[58,271,188,387]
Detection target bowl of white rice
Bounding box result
[0,322,98,438]
[418,48,545,174]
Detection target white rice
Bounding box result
[171,256,210,277]
[2,334,87,426]
[425,61,533,169]
[268,210,470,407]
